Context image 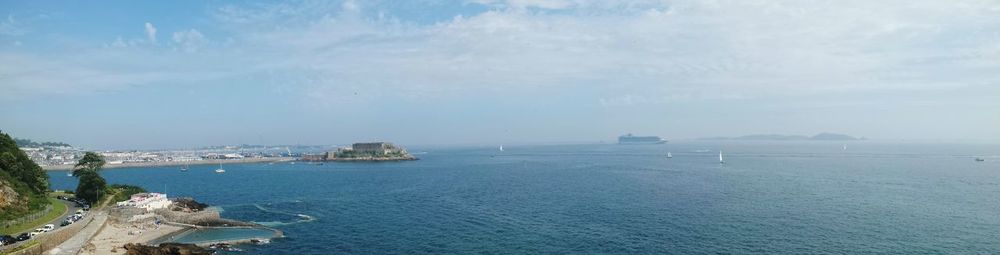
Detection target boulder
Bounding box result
[123,243,212,255]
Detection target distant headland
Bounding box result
[699,133,865,141]
[301,142,417,162]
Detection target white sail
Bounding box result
[719,151,724,164]
[499,145,504,152]
[667,152,672,158]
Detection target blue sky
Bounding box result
[1,0,999,149]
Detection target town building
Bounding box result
[116,192,172,211]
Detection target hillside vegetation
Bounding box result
[0,131,51,221]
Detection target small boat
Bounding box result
[843,144,847,151]
[719,151,724,164]
[666,152,673,158]
[66,171,72,177]
[976,158,986,162]
[215,163,225,173]
[180,164,189,172]
[499,145,504,152]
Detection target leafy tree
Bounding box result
[75,172,107,204]
[0,131,50,220]
[0,132,49,194]
[73,152,105,176]
[73,152,107,204]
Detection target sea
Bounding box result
[47,141,1000,254]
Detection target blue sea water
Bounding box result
[48,142,1000,254]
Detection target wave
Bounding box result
[250,203,316,227]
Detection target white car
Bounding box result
[30,229,44,236]
[42,224,55,232]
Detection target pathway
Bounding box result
[44,212,107,255]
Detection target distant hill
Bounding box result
[13,137,71,148]
[701,133,862,141]
[0,131,52,221]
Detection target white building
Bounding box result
[116,193,171,211]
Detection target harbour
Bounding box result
[41,142,1000,254]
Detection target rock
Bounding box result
[123,243,213,255]
[172,197,209,211]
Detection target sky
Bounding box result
[1,0,999,149]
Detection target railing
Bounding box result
[1,204,53,230]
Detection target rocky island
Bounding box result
[301,142,417,162]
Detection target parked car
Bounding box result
[42,224,55,232]
[16,233,31,241]
[61,220,72,226]
[30,229,44,237]
[0,235,15,246]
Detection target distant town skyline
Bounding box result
[2,1,999,149]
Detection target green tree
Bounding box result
[73,152,107,204]
[0,132,49,194]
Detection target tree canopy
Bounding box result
[0,131,51,221]
[73,151,107,204]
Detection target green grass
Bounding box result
[0,197,67,235]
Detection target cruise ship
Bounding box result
[618,134,666,144]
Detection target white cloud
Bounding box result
[0,14,25,36]
[172,29,206,52]
[209,0,1000,107]
[5,0,1000,106]
[145,22,157,43]
[108,36,127,48]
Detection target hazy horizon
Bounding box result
[3,1,999,149]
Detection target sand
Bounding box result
[78,222,185,255]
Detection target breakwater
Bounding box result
[41,157,295,171]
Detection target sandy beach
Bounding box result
[79,222,186,255]
[42,157,296,171]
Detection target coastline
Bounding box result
[41,157,296,171]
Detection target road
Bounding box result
[46,199,81,232]
[0,199,79,251]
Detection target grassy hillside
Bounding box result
[0,131,51,222]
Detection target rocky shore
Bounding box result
[123,243,212,255]
[82,197,280,255]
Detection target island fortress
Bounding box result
[303,142,417,161]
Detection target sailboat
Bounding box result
[66,171,73,177]
[719,151,724,164]
[499,145,504,152]
[843,144,847,151]
[215,163,226,173]
[180,164,189,172]
[666,152,673,158]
